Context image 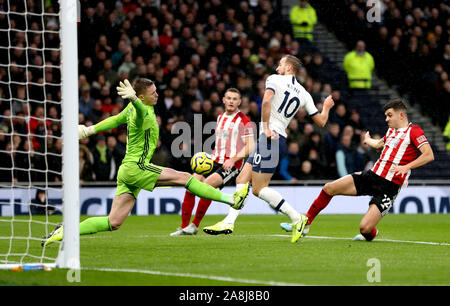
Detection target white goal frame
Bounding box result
[0,0,79,271]
[57,0,80,270]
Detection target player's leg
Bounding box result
[252,170,307,243]
[173,173,223,236]
[305,174,357,226]
[74,193,135,237]
[42,178,137,246]
[222,162,252,224]
[156,167,249,209]
[180,173,204,229]
[107,193,137,230]
[191,172,223,228]
[252,170,298,221]
[203,162,252,235]
[353,181,397,241]
[355,204,381,241]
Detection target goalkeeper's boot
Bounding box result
[203,221,234,235]
[41,223,63,247]
[232,182,250,210]
[291,215,308,243]
[280,223,310,237]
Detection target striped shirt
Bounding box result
[371,123,429,186]
[212,111,254,169]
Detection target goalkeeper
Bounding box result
[42,78,249,246]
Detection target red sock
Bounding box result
[181,191,196,228]
[192,198,212,227]
[362,227,378,241]
[306,189,333,225]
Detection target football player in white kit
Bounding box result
[203,55,335,242]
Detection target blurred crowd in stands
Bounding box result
[0,0,448,184]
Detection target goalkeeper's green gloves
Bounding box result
[116,79,138,102]
[78,125,95,139]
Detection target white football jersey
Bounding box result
[264,74,318,137]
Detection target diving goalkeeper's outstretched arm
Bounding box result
[78,80,147,139]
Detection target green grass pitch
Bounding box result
[0,214,449,286]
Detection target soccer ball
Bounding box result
[190,152,214,175]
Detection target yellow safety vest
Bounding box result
[343,51,375,89]
[289,4,317,41]
[443,117,450,150]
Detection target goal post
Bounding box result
[0,0,79,270]
[58,0,80,270]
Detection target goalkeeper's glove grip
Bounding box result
[78,125,95,139]
[117,79,138,102]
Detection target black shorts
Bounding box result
[351,170,401,216]
[205,161,241,188]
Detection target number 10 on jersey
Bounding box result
[277,90,301,118]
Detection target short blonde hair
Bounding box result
[283,55,301,75]
[225,87,241,98]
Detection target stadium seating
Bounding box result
[0,0,448,182]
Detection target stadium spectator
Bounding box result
[279,142,302,182]
[322,122,339,178]
[79,85,95,117]
[343,40,375,90]
[335,133,363,178]
[348,109,365,142]
[79,144,94,183]
[298,160,315,180]
[289,0,317,48]
[30,189,56,215]
[329,102,350,132]
[47,138,62,182]
[444,117,450,151]
[91,135,113,181]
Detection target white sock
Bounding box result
[222,184,245,224]
[258,187,301,223]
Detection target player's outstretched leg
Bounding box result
[286,175,356,237]
[157,168,249,209]
[42,194,134,247]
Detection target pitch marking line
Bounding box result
[81,234,450,246]
[271,234,450,246]
[84,267,307,286]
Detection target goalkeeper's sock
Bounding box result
[185,177,232,205]
[181,191,196,228]
[305,189,333,225]
[192,198,212,227]
[79,216,112,235]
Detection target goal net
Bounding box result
[0,0,79,270]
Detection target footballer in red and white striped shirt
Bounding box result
[212,110,254,170]
[171,88,256,236]
[372,122,429,186]
[304,99,434,242]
